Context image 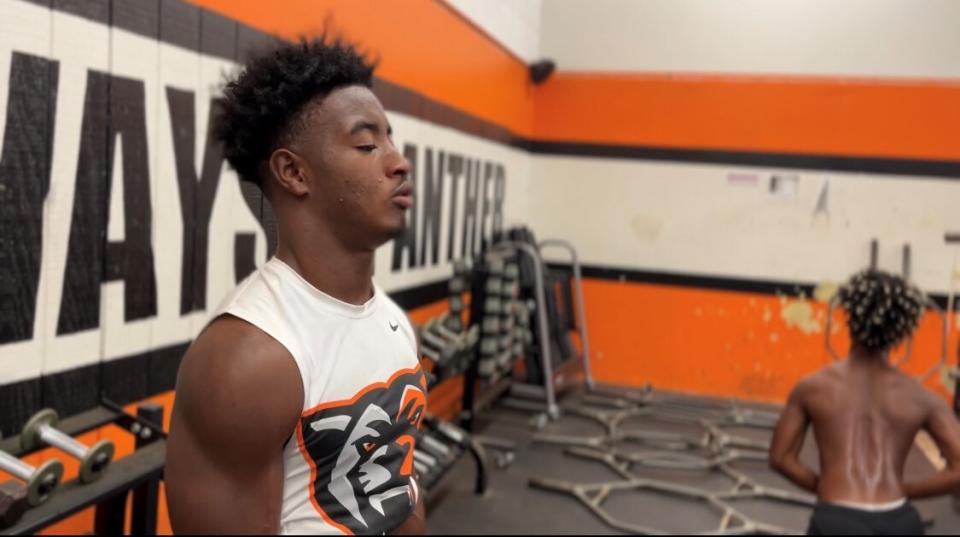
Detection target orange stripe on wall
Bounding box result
[582,278,953,404]
[186,0,960,163]
[533,72,960,162]
[185,0,534,137]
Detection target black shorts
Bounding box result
[807,502,923,535]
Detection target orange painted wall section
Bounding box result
[534,73,960,161]
[186,0,535,137]
[582,278,954,404]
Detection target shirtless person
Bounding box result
[770,269,960,534]
[165,37,426,534]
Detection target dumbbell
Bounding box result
[482,316,500,336]
[0,450,63,506]
[21,409,114,484]
[420,338,457,366]
[446,276,466,332]
[485,278,503,296]
[420,434,454,462]
[413,459,429,480]
[455,325,481,371]
[414,450,444,488]
[421,318,456,343]
[477,335,500,377]
[414,450,439,469]
[504,263,519,287]
[425,316,460,342]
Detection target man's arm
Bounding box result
[769,382,819,493]
[165,316,304,534]
[903,391,960,499]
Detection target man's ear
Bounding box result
[268,148,309,196]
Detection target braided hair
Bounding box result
[837,269,926,353]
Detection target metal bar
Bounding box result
[902,243,912,281]
[93,492,127,535]
[465,438,489,495]
[509,382,546,400]
[824,294,842,361]
[870,238,879,270]
[917,296,949,382]
[538,239,593,391]
[130,404,163,536]
[38,427,86,460]
[99,398,167,440]
[0,452,33,482]
[491,240,558,418]
[498,397,549,414]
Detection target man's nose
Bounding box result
[389,151,412,180]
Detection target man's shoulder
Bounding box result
[180,315,301,404]
[885,367,940,406]
[190,314,291,363]
[796,365,838,390]
[175,314,303,440]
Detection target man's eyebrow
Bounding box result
[349,120,382,135]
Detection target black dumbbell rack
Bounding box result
[0,399,165,535]
[417,417,489,497]
[459,254,517,433]
[460,233,594,430]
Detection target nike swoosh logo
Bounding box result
[389,321,399,332]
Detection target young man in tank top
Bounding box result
[770,269,960,535]
[165,37,426,534]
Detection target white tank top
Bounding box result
[215,257,426,535]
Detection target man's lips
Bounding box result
[392,183,413,209]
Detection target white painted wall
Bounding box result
[528,155,960,295]
[540,0,960,79]
[444,0,542,63]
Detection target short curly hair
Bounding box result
[837,269,926,353]
[216,36,375,187]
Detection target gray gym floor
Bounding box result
[425,387,960,534]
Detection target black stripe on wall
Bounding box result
[526,141,960,180]
[390,278,450,311]
[32,0,960,180]
[567,263,817,297]
[552,262,950,309]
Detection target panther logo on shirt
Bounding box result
[297,367,427,534]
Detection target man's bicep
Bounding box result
[166,325,304,532]
[166,415,286,533]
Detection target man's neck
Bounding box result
[274,225,376,306]
[848,344,890,367]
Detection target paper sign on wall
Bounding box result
[768,174,799,201]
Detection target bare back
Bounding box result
[802,360,930,502]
